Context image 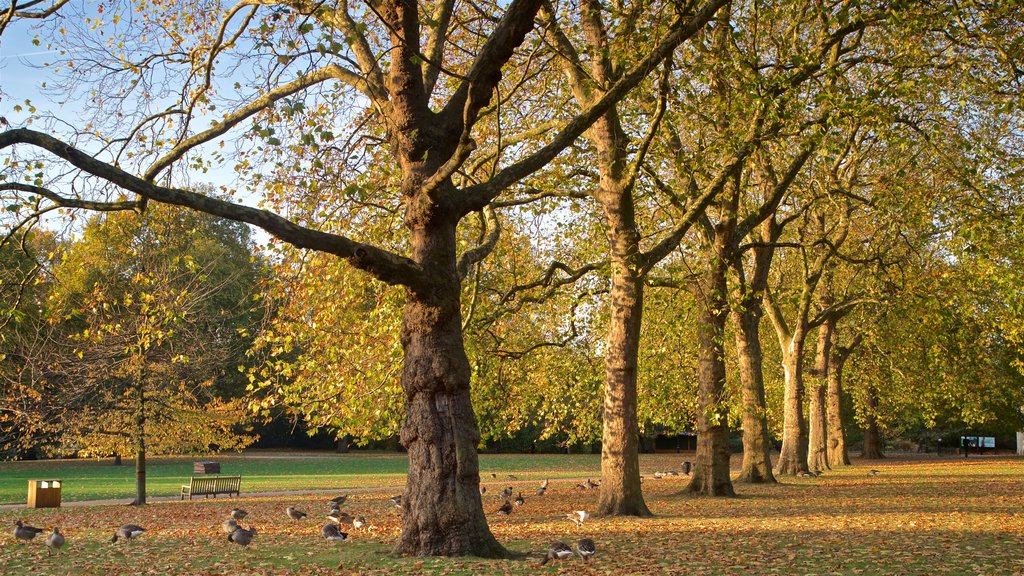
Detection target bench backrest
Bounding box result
[189,476,241,493]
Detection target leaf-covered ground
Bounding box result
[2,455,1023,575]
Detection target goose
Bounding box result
[229,508,248,521]
[222,518,240,534]
[327,510,354,526]
[490,473,497,479]
[500,486,513,499]
[228,526,256,546]
[535,486,546,496]
[496,500,513,515]
[353,516,367,530]
[566,510,589,527]
[111,524,146,543]
[540,479,549,489]
[321,523,348,542]
[389,495,402,508]
[45,527,65,555]
[584,478,599,489]
[514,492,525,506]
[868,469,881,476]
[329,495,348,506]
[480,486,487,496]
[13,520,44,542]
[539,541,574,565]
[576,538,596,562]
[286,506,308,521]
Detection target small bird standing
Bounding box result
[514,492,525,506]
[566,510,589,527]
[229,508,248,520]
[222,518,240,534]
[540,541,574,565]
[228,526,257,547]
[576,538,596,562]
[111,524,146,543]
[286,506,308,521]
[496,500,513,515]
[13,520,44,543]
[45,527,66,554]
[321,523,349,542]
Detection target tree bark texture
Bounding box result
[732,243,776,484]
[826,342,855,467]
[775,338,810,476]
[807,319,834,472]
[395,221,504,557]
[133,378,147,506]
[861,385,885,459]
[687,225,735,496]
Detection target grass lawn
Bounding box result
[2,454,1023,575]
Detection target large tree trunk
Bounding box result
[596,261,650,515]
[826,342,855,467]
[774,340,810,476]
[133,378,146,506]
[861,385,885,460]
[395,222,504,557]
[687,226,735,496]
[732,243,776,484]
[807,318,834,472]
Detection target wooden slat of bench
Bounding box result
[181,476,241,500]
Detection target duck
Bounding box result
[45,527,65,554]
[514,492,525,506]
[566,510,589,527]
[111,524,146,543]
[321,523,348,542]
[576,538,596,561]
[228,526,256,546]
[500,486,513,499]
[13,520,44,542]
[539,541,574,565]
[496,500,513,515]
[329,495,348,506]
[286,506,308,521]
[222,518,240,534]
[229,508,248,520]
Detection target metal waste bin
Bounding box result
[27,479,62,508]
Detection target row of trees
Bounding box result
[1,0,1022,557]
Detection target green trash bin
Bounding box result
[27,479,62,508]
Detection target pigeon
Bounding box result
[500,486,513,499]
[13,520,44,542]
[229,508,248,520]
[321,523,348,542]
[389,495,402,508]
[228,526,256,546]
[496,500,513,515]
[567,510,589,527]
[540,541,574,565]
[222,518,240,534]
[111,524,146,543]
[329,495,348,506]
[514,492,525,506]
[576,538,596,562]
[286,506,308,521]
[45,527,65,554]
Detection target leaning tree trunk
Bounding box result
[395,221,504,557]
[133,377,147,506]
[687,226,735,496]
[775,339,810,476]
[732,243,776,484]
[807,318,834,472]
[825,343,855,467]
[861,385,885,460]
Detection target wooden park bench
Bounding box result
[180,476,242,500]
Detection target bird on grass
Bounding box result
[286,506,308,521]
[576,538,596,562]
[500,486,513,499]
[322,523,349,542]
[328,510,354,526]
[584,478,599,489]
[490,473,497,479]
[111,524,146,543]
[566,510,589,527]
[539,541,574,565]
[353,516,367,530]
[389,495,402,508]
[536,486,547,496]
[507,474,518,480]
[496,500,513,515]
[13,520,44,543]
[868,469,881,476]
[222,518,240,534]
[812,469,824,477]
[329,495,348,506]
[45,527,65,555]
[540,479,549,490]
[229,508,248,521]
[514,492,525,506]
[480,486,487,496]
[228,526,257,547]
